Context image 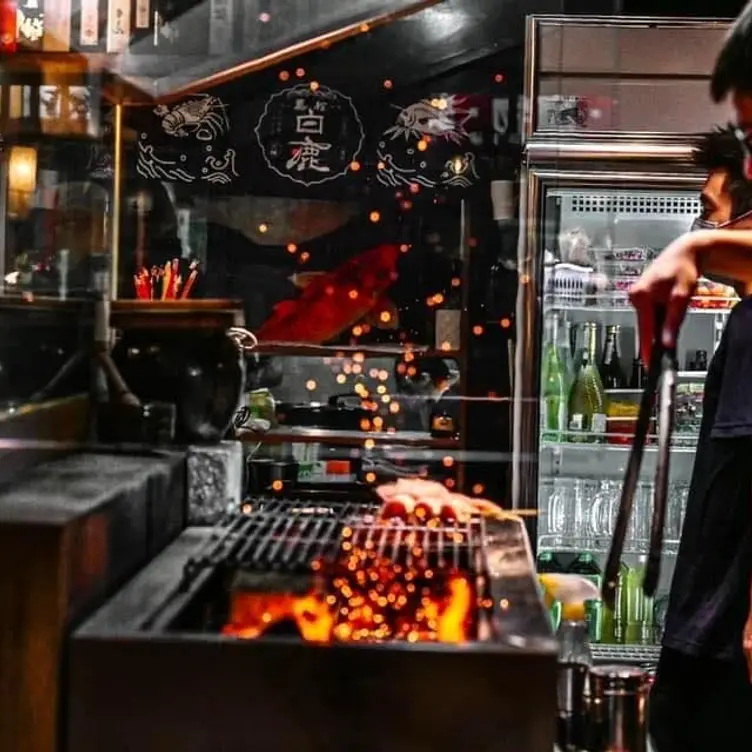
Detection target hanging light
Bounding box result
[7,145,37,217]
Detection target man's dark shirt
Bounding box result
[664,297,752,662]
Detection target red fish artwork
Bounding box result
[257,244,401,344]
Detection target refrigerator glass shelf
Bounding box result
[545,300,735,315]
[538,537,680,556]
[541,439,698,453]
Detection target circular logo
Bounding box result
[255,84,365,187]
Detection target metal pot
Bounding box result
[112,328,245,444]
[246,457,299,494]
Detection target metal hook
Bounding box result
[227,327,259,352]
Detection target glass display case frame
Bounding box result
[0,0,528,503]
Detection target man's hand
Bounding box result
[743,612,752,682]
[629,232,705,367]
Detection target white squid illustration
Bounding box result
[155,94,229,141]
[385,96,472,144]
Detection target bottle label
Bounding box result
[591,413,606,435]
[135,0,149,28]
[569,413,584,431]
[435,309,461,351]
[106,0,131,51]
[209,0,233,54]
[79,0,99,47]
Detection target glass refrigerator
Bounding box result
[517,15,736,662]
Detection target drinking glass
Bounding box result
[665,483,688,546]
[589,480,620,542]
[627,482,652,554]
[543,477,575,546]
[573,478,598,548]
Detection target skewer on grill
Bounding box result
[376,479,533,524]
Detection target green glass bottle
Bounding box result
[567,322,607,443]
[537,550,563,574]
[567,551,602,589]
[541,314,569,443]
[559,318,576,394]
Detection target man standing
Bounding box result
[631,2,752,361]
[648,127,752,752]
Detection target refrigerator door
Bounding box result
[517,168,735,661]
[523,16,733,141]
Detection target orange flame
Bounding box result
[223,558,474,644]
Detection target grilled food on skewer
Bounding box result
[376,478,517,523]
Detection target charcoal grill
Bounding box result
[68,495,558,752]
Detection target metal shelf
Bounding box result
[238,426,459,449]
[254,342,461,359]
[591,644,660,665]
[546,302,733,316]
[541,440,698,454]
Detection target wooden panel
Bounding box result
[0,524,67,752]
[0,451,186,752]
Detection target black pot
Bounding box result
[246,457,299,495]
[111,329,245,444]
[276,393,371,431]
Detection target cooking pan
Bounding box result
[276,393,372,430]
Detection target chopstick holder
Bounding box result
[601,308,677,608]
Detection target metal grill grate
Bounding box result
[564,193,701,217]
[345,515,485,572]
[182,498,487,583]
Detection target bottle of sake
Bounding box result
[568,322,607,443]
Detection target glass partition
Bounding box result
[0,0,535,501]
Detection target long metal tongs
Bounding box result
[601,309,678,609]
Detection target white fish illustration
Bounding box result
[385,96,472,144]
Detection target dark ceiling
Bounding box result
[619,0,745,16]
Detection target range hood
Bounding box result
[109,0,446,101]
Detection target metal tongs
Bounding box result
[602,309,678,609]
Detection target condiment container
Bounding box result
[588,664,649,752]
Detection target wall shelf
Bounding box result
[238,426,459,449]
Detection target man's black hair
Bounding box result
[695,125,752,217]
[711,2,752,102]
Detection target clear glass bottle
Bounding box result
[568,322,607,443]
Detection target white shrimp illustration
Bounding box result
[154,94,229,141]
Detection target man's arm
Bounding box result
[630,228,752,365]
[695,228,752,283]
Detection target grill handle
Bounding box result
[643,348,677,597]
[602,307,668,610]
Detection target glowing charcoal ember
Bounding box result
[222,513,484,645]
[327,550,475,643]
